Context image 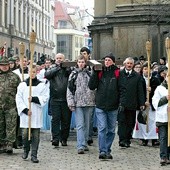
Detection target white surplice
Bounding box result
[16,81,49,128]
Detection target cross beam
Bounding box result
[61,59,123,70]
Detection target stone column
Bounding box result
[92,33,100,60]
[94,0,106,17]
[106,0,116,15]
[117,0,132,5]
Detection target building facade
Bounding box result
[0,0,55,61]
[88,0,170,62]
[54,1,90,61]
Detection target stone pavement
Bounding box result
[0,129,170,170]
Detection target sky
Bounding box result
[64,0,94,24]
[65,0,94,10]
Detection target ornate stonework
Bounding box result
[89,0,170,61]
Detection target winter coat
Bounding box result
[67,68,95,107]
[88,65,119,111]
[119,69,145,110]
[45,64,71,102]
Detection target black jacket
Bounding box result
[148,75,160,110]
[88,65,119,111]
[119,69,145,110]
[45,64,70,101]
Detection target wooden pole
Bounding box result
[146,40,151,133]
[165,37,170,146]
[19,42,25,82]
[28,30,36,140]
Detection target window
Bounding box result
[14,7,16,27]
[23,9,26,33]
[18,9,21,30]
[58,21,67,29]
[0,1,2,25]
[57,35,72,60]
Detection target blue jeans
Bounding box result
[88,107,95,140]
[75,107,94,150]
[158,124,170,159]
[96,108,118,154]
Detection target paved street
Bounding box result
[0,129,170,170]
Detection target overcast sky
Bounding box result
[65,0,94,9]
[65,0,94,24]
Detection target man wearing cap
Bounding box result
[9,57,16,71]
[0,57,20,154]
[139,55,146,65]
[88,52,119,160]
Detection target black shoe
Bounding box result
[78,149,84,154]
[160,159,167,166]
[0,145,6,153]
[99,152,107,159]
[125,143,130,147]
[52,140,59,147]
[119,141,126,147]
[141,140,148,146]
[106,153,113,159]
[152,140,160,147]
[31,156,39,163]
[87,140,93,146]
[6,144,13,154]
[84,146,89,151]
[61,140,67,146]
[22,152,29,159]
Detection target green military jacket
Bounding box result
[0,70,20,110]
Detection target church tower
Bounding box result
[89,0,170,61]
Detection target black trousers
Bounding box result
[22,128,40,158]
[117,109,136,144]
[51,101,72,142]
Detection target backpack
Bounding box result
[68,69,91,95]
[97,69,120,80]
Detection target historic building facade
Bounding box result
[88,0,170,62]
[53,1,91,61]
[0,0,55,61]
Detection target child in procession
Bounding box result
[152,71,170,166]
[16,65,49,163]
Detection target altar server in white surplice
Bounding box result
[15,64,49,163]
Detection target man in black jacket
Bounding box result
[45,53,71,147]
[88,53,119,160]
[118,57,145,148]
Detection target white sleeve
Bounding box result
[152,86,161,110]
[15,83,28,116]
[36,83,49,107]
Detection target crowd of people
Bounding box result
[0,47,170,166]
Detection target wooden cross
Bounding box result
[61,59,123,70]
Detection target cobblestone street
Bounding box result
[0,130,170,170]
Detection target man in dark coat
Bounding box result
[89,53,119,159]
[45,53,71,147]
[118,57,145,147]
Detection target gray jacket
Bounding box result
[67,68,95,107]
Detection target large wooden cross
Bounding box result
[61,59,123,70]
